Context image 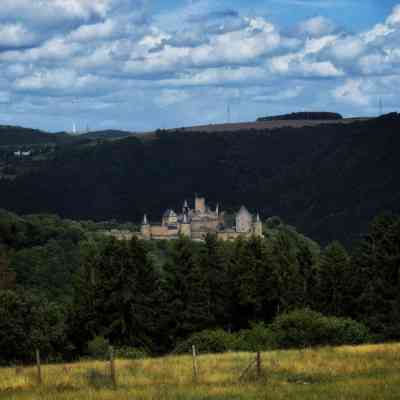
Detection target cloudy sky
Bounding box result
[0,0,399,132]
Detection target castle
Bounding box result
[140,196,263,241]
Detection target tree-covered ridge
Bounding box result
[257,112,343,121]
[0,125,74,146]
[0,114,399,245]
[0,209,399,363]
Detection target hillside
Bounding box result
[79,130,135,140]
[0,114,399,245]
[0,125,75,146]
[1,343,399,399]
[171,117,369,133]
[257,111,343,121]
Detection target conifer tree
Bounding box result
[352,214,400,338]
[316,241,351,316]
[199,234,231,328]
[163,236,209,339]
[229,236,267,328]
[268,231,304,314]
[0,252,15,290]
[94,237,159,349]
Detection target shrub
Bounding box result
[173,329,237,354]
[87,336,110,359]
[235,322,276,351]
[326,316,371,345]
[271,309,370,348]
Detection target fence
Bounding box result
[11,346,267,390]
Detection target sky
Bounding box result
[0,0,399,132]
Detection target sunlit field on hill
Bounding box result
[1,343,400,400]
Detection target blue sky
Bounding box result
[0,0,399,132]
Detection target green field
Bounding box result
[1,343,399,400]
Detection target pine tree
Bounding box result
[0,251,15,290]
[163,236,209,340]
[229,236,267,328]
[316,241,351,316]
[93,237,160,349]
[268,231,304,314]
[199,234,231,328]
[352,214,400,338]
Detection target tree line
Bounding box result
[0,209,399,364]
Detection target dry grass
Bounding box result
[1,343,399,399]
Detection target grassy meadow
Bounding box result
[1,343,400,400]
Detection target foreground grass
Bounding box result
[1,343,400,399]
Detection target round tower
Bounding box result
[180,213,192,238]
[253,213,263,237]
[141,214,151,239]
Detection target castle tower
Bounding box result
[183,199,190,214]
[180,213,192,238]
[236,206,252,233]
[141,214,151,239]
[195,195,206,213]
[253,213,263,237]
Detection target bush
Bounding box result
[173,329,237,354]
[114,346,147,360]
[235,322,276,351]
[173,325,276,355]
[87,336,110,359]
[271,309,370,348]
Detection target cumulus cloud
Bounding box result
[387,4,400,26]
[333,79,370,106]
[298,16,336,37]
[0,0,399,131]
[0,24,38,50]
[0,0,112,25]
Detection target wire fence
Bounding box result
[8,346,267,390]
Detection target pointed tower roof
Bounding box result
[142,214,148,225]
[238,205,251,215]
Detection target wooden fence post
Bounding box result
[36,349,42,385]
[192,345,198,383]
[109,346,117,389]
[256,351,262,379]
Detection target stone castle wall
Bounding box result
[106,196,263,242]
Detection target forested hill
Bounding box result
[0,125,133,146]
[0,113,399,245]
[257,112,343,121]
[0,125,74,146]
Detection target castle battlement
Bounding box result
[140,195,263,241]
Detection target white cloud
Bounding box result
[0,0,399,131]
[333,79,369,106]
[298,16,336,37]
[0,0,113,24]
[68,20,117,42]
[13,68,113,96]
[0,24,38,49]
[253,86,303,102]
[155,89,192,107]
[386,4,400,26]
[329,36,365,60]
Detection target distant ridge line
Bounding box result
[257,112,343,122]
[164,117,372,134]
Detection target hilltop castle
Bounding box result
[140,195,263,241]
